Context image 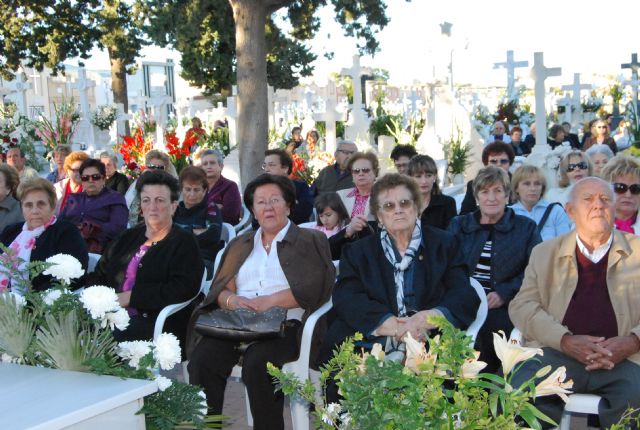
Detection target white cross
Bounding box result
[341,55,366,109]
[72,66,96,149]
[622,53,640,109]
[556,93,573,124]
[561,73,591,115]
[28,68,41,96]
[10,72,32,117]
[530,52,561,153]
[493,50,529,98]
[313,78,346,153]
[150,95,173,149]
[115,103,132,139]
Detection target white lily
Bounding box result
[493,330,543,376]
[535,366,574,403]
[461,351,487,379]
[370,343,385,361]
[404,332,436,374]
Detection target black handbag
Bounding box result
[194,306,288,341]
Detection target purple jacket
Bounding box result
[207,175,242,224]
[60,187,129,248]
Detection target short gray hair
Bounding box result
[99,151,119,166]
[337,140,356,150]
[472,166,511,200]
[200,149,224,165]
[585,144,614,159]
[567,177,614,204]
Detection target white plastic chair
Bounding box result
[220,222,236,244]
[466,277,488,345]
[87,253,101,273]
[298,221,316,229]
[231,298,333,429]
[233,205,251,232]
[509,328,601,429]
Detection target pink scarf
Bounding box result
[615,215,636,234]
[0,216,57,295]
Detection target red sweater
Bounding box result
[562,246,618,339]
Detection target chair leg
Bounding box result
[182,361,189,384]
[289,394,310,430]
[559,410,571,430]
[245,385,254,427]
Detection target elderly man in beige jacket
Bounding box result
[509,176,640,428]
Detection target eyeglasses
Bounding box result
[613,183,640,195]
[351,167,371,175]
[380,199,414,212]
[488,158,510,166]
[566,161,588,172]
[254,197,285,209]
[80,173,103,182]
[147,164,165,170]
[337,149,356,156]
[261,162,280,170]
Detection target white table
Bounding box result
[0,363,157,429]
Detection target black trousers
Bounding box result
[188,323,300,430]
[511,347,640,428]
[475,307,513,374]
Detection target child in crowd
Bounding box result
[313,193,349,238]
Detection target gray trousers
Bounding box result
[511,347,640,428]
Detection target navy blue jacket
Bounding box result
[447,208,541,303]
[320,225,478,362]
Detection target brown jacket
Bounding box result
[509,230,640,365]
[186,223,335,359]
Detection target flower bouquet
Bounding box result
[0,250,223,429]
[114,129,153,181]
[290,151,335,186]
[581,94,604,113]
[132,109,157,136]
[91,105,118,131]
[34,100,81,151]
[270,316,573,430]
[165,131,199,174]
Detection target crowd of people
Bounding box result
[1,117,640,428]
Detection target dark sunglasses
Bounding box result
[147,164,165,170]
[613,183,640,195]
[380,199,413,212]
[80,173,103,182]
[351,167,371,175]
[566,161,588,172]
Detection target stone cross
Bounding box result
[561,73,591,119]
[341,55,365,109]
[313,78,345,154]
[530,52,561,153]
[556,94,573,124]
[622,53,640,109]
[115,103,132,139]
[72,66,96,149]
[10,72,32,117]
[341,55,371,145]
[493,50,529,98]
[28,69,41,96]
[150,95,173,149]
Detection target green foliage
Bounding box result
[443,124,473,176]
[199,126,232,156]
[0,293,36,360]
[369,112,402,143]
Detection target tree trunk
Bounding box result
[230,0,269,187]
[108,48,130,136]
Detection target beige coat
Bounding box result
[336,187,375,221]
[509,230,640,365]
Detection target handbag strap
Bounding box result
[537,202,561,234]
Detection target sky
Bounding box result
[80,0,640,92]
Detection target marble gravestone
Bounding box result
[9,72,32,117]
[530,52,561,155]
[561,73,591,127]
[341,55,371,147]
[493,50,529,98]
[72,66,97,151]
[313,78,345,154]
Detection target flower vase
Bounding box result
[95,129,111,149]
[452,173,464,185]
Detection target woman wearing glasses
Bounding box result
[53,150,89,214]
[545,150,593,206]
[448,167,540,372]
[60,159,128,253]
[583,119,618,153]
[601,155,640,235]
[321,173,478,380]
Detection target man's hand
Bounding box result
[561,334,608,367]
[586,335,640,370]
[486,292,505,309]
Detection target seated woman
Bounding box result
[320,174,479,367]
[586,143,614,177]
[187,174,334,430]
[582,119,618,153]
[408,155,457,230]
[510,165,571,241]
[545,150,592,206]
[85,170,203,343]
[53,150,89,214]
[197,149,242,225]
[447,166,541,372]
[601,155,640,235]
[0,178,88,294]
[0,164,23,235]
[60,158,129,254]
[174,166,222,273]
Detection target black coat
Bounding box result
[320,226,479,362]
[292,179,313,224]
[447,208,541,303]
[105,171,131,195]
[85,224,204,342]
[174,199,222,263]
[420,193,457,230]
[0,220,89,291]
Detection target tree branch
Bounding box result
[265,0,293,14]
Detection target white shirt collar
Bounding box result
[575,232,613,263]
[253,220,292,250]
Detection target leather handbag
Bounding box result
[194,306,288,341]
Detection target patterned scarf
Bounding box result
[0,216,57,295]
[380,220,422,317]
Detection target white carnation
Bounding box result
[80,286,120,320]
[198,390,208,416]
[155,375,173,391]
[42,254,85,284]
[43,289,68,306]
[322,402,342,424]
[1,353,16,363]
[105,308,130,331]
[153,333,181,370]
[117,340,153,369]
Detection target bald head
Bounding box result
[566,177,615,239]
[568,177,614,205]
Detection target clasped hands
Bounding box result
[226,295,273,313]
[561,334,640,371]
[375,309,444,341]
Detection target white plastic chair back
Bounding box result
[87,253,101,273]
[220,223,236,244]
[466,277,488,345]
[298,221,316,229]
[233,205,251,232]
